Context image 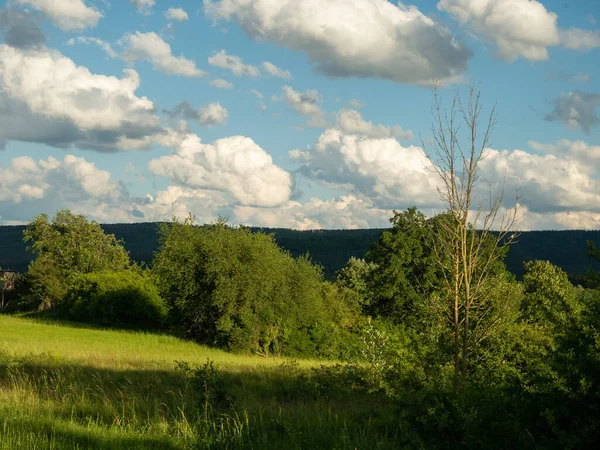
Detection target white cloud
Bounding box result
[235,195,392,230]
[0,44,161,152]
[66,36,118,58]
[149,133,293,207]
[205,0,471,85]
[560,28,600,51]
[119,32,205,77]
[274,85,328,127]
[0,154,125,222]
[335,109,413,140]
[15,0,102,31]
[291,128,439,209]
[210,78,233,89]
[262,61,292,80]
[164,7,189,22]
[478,147,600,215]
[529,139,600,167]
[438,0,560,62]
[130,0,154,16]
[208,50,260,77]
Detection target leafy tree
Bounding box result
[364,207,442,325]
[24,210,130,309]
[335,256,377,307]
[153,215,358,356]
[522,260,581,329]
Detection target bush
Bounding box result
[153,217,362,357]
[60,270,168,328]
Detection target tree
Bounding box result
[522,260,581,329]
[422,84,521,387]
[364,207,442,325]
[24,210,130,309]
[152,215,355,356]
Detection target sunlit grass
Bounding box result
[0,315,401,449]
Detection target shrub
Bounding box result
[153,217,362,357]
[60,270,168,328]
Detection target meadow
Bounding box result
[0,315,400,450]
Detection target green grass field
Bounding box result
[0,315,401,449]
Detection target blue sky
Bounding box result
[0,0,599,229]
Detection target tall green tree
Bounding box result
[364,207,442,325]
[24,210,130,309]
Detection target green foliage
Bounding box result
[23,210,130,309]
[153,216,360,357]
[522,260,581,328]
[59,270,168,329]
[335,256,377,306]
[365,207,442,324]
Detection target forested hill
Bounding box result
[1,223,600,279]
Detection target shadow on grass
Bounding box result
[0,415,180,450]
[10,311,182,337]
[0,353,402,450]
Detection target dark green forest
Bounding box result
[2,223,600,280]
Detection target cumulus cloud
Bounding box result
[290,128,439,209]
[0,44,161,152]
[0,154,126,222]
[130,0,154,16]
[560,28,600,51]
[15,0,102,32]
[235,195,392,230]
[119,32,205,77]
[478,147,600,215]
[205,0,471,85]
[438,0,560,62]
[274,85,328,127]
[529,139,600,167]
[0,8,46,49]
[208,50,260,77]
[335,109,413,140]
[149,133,293,207]
[262,62,292,80]
[545,91,600,134]
[167,101,229,126]
[165,7,189,22]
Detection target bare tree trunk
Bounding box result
[423,83,522,388]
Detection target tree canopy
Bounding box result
[24,209,130,309]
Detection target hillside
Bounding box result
[1,223,600,279]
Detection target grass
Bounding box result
[0,315,403,449]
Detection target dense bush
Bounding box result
[153,217,362,357]
[60,270,168,328]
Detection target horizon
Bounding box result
[1,0,599,230]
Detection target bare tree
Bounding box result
[422,83,523,387]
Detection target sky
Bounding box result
[0,0,599,230]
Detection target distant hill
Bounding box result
[2,223,600,280]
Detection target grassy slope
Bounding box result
[0,316,400,450]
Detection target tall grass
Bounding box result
[0,316,403,449]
